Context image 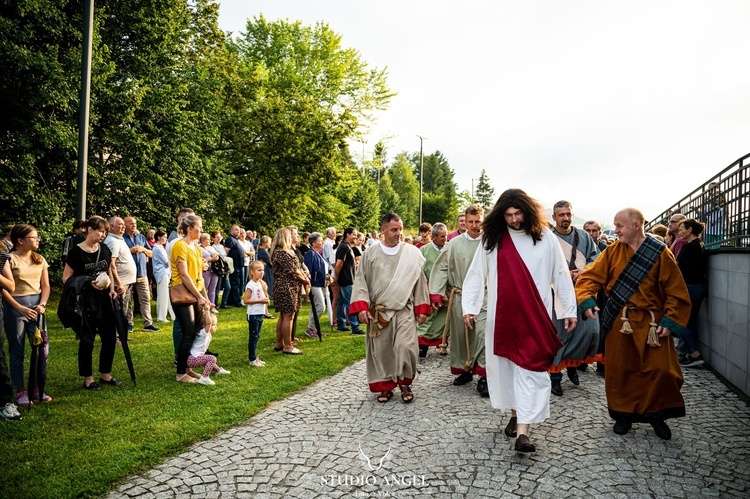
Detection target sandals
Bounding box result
[186,369,201,379]
[273,344,283,352]
[282,347,303,355]
[176,374,199,383]
[377,390,393,403]
[400,385,414,403]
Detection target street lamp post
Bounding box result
[76,0,95,220]
[417,135,426,225]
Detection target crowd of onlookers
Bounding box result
[0,199,715,420]
[0,207,393,420]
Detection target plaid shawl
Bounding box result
[600,235,666,333]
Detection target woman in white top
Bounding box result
[2,224,51,405]
[151,230,174,323]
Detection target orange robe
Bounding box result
[575,241,691,422]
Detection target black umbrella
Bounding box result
[27,313,48,406]
[308,290,323,342]
[111,296,137,386]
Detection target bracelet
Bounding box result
[39,303,46,308]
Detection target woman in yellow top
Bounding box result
[2,224,51,405]
[170,215,210,383]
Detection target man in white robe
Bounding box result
[351,213,430,404]
[462,189,577,453]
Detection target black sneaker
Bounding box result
[143,324,160,332]
[337,326,351,332]
[679,354,705,367]
[351,328,365,335]
[83,381,101,391]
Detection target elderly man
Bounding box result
[123,217,159,332]
[462,189,577,453]
[417,222,448,358]
[667,213,687,257]
[576,208,691,440]
[351,213,430,404]
[430,206,489,397]
[105,217,136,334]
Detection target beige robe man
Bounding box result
[350,242,430,396]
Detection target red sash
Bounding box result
[493,231,562,372]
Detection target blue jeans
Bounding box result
[3,295,40,389]
[247,314,264,361]
[228,269,243,306]
[336,285,359,330]
[215,275,230,308]
[682,283,707,353]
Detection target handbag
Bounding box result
[170,283,198,304]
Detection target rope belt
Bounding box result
[436,287,474,370]
[619,307,661,347]
[368,304,389,338]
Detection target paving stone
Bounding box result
[106,354,750,497]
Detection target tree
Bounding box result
[475,169,495,210]
[386,153,419,228]
[409,150,458,225]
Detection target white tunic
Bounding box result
[462,227,577,424]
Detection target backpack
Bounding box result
[210,256,230,277]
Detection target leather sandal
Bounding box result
[176,374,198,383]
[400,385,414,403]
[377,390,393,403]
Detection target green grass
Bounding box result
[0,299,365,498]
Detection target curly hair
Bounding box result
[481,188,547,251]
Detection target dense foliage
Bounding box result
[0,1,461,281]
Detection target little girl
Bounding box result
[187,311,230,385]
[244,261,269,367]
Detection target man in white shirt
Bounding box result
[105,217,137,331]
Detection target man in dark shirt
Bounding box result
[334,227,361,334]
[224,225,245,307]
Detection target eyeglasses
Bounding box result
[24,236,41,241]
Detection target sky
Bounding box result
[217,0,750,226]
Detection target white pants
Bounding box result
[156,277,175,322]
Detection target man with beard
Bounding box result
[462,189,577,453]
[547,201,600,396]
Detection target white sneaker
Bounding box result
[258,359,266,366]
[249,358,265,367]
[198,376,215,386]
[216,368,231,375]
[1,402,22,421]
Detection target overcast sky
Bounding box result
[217,0,750,226]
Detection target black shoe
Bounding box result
[453,371,473,386]
[99,377,122,386]
[83,381,101,391]
[418,344,428,358]
[679,354,705,368]
[596,363,605,376]
[504,416,517,438]
[337,326,351,332]
[577,363,588,372]
[143,324,160,332]
[351,328,365,335]
[477,377,489,397]
[551,379,563,396]
[515,434,536,453]
[566,367,580,385]
[651,420,672,440]
[613,420,632,435]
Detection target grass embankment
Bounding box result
[0,301,365,498]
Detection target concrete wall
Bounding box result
[700,251,750,396]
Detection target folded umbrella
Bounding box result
[111,296,136,386]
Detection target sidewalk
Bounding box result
[108,352,750,498]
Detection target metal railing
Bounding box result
[647,152,750,249]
